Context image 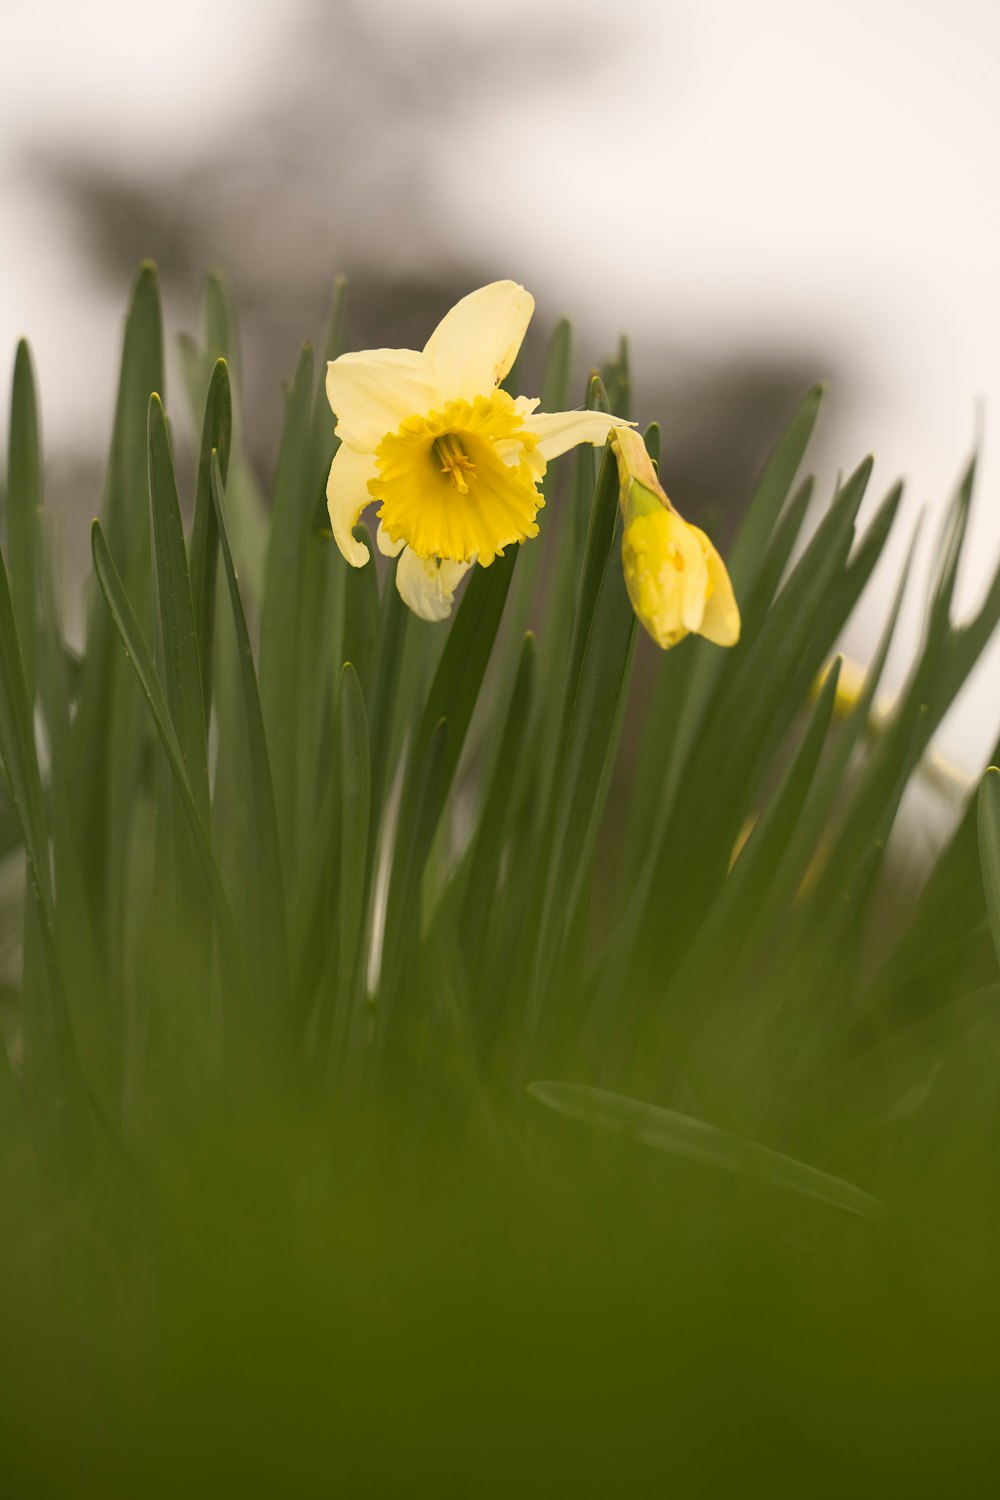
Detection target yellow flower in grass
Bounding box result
[326,281,632,620]
[610,425,740,650]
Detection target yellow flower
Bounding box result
[610,426,740,650]
[326,281,631,621]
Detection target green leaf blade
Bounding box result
[332,661,370,1068]
[189,359,232,723]
[978,769,1000,975]
[210,455,290,1014]
[728,382,824,596]
[91,520,245,1002]
[6,340,41,701]
[259,342,317,870]
[529,1081,887,1223]
[147,394,209,824]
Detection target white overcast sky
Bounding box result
[3,0,1000,765]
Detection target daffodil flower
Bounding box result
[326,281,631,621]
[610,425,740,650]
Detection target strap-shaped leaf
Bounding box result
[6,340,41,701]
[978,769,1000,975]
[210,455,290,1012]
[461,631,536,972]
[379,714,450,1018]
[406,544,518,844]
[189,359,232,722]
[366,560,409,829]
[72,263,163,970]
[379,545,518,1011]
[537,373,611,734]
[338,661,370,975]
[0,526,87,1102]
[0,532,54,946]
[639,458,875,963]
[670,658,843,1001]
[259,341,315,867]
[328,661,371,1076]
[547,504,637,947]
[600,334,630,419]
[782,511,921,909]
[529,1081,886,1223]
[91,520,245,998]
[148,394,209,824]
[506,316,573,639]
[727,382,824,596]
[310,274,348,480]
[558,441,623,762]
[655,388,824,835]
[342,523,380,703]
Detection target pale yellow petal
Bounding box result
[691,526,741,646]
[395,547,472,622]
[376,522,405,559]
[493,436,547,481]
[621,509,709,649]
[674,519,712,633]
[525,409,633,461]
[326,348,440,452]
[326,442,377,566]
[423,282,534,402]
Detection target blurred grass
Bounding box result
[1,264,1000,1495]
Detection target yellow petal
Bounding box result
[369,393,543,565]
[689,526,741,646]
[423,282,534,402]
[612,427,740,651]
[494,436,547,481]
[621,509,709,649]
[327,442,377,566]
[395,547,471,622]
[376,522,405,559]
[326,348,440,453]
[525,408,632,461]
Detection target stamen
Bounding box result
[434,433,477,494]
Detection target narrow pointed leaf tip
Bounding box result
[610,426,740,650]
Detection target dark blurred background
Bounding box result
[3,0,1000,767]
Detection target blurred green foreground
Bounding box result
[2,266,1000,1495]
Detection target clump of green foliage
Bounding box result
[2,265,1000,1496]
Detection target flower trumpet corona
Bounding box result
[326,281,631,621]
[610,425,740,650]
